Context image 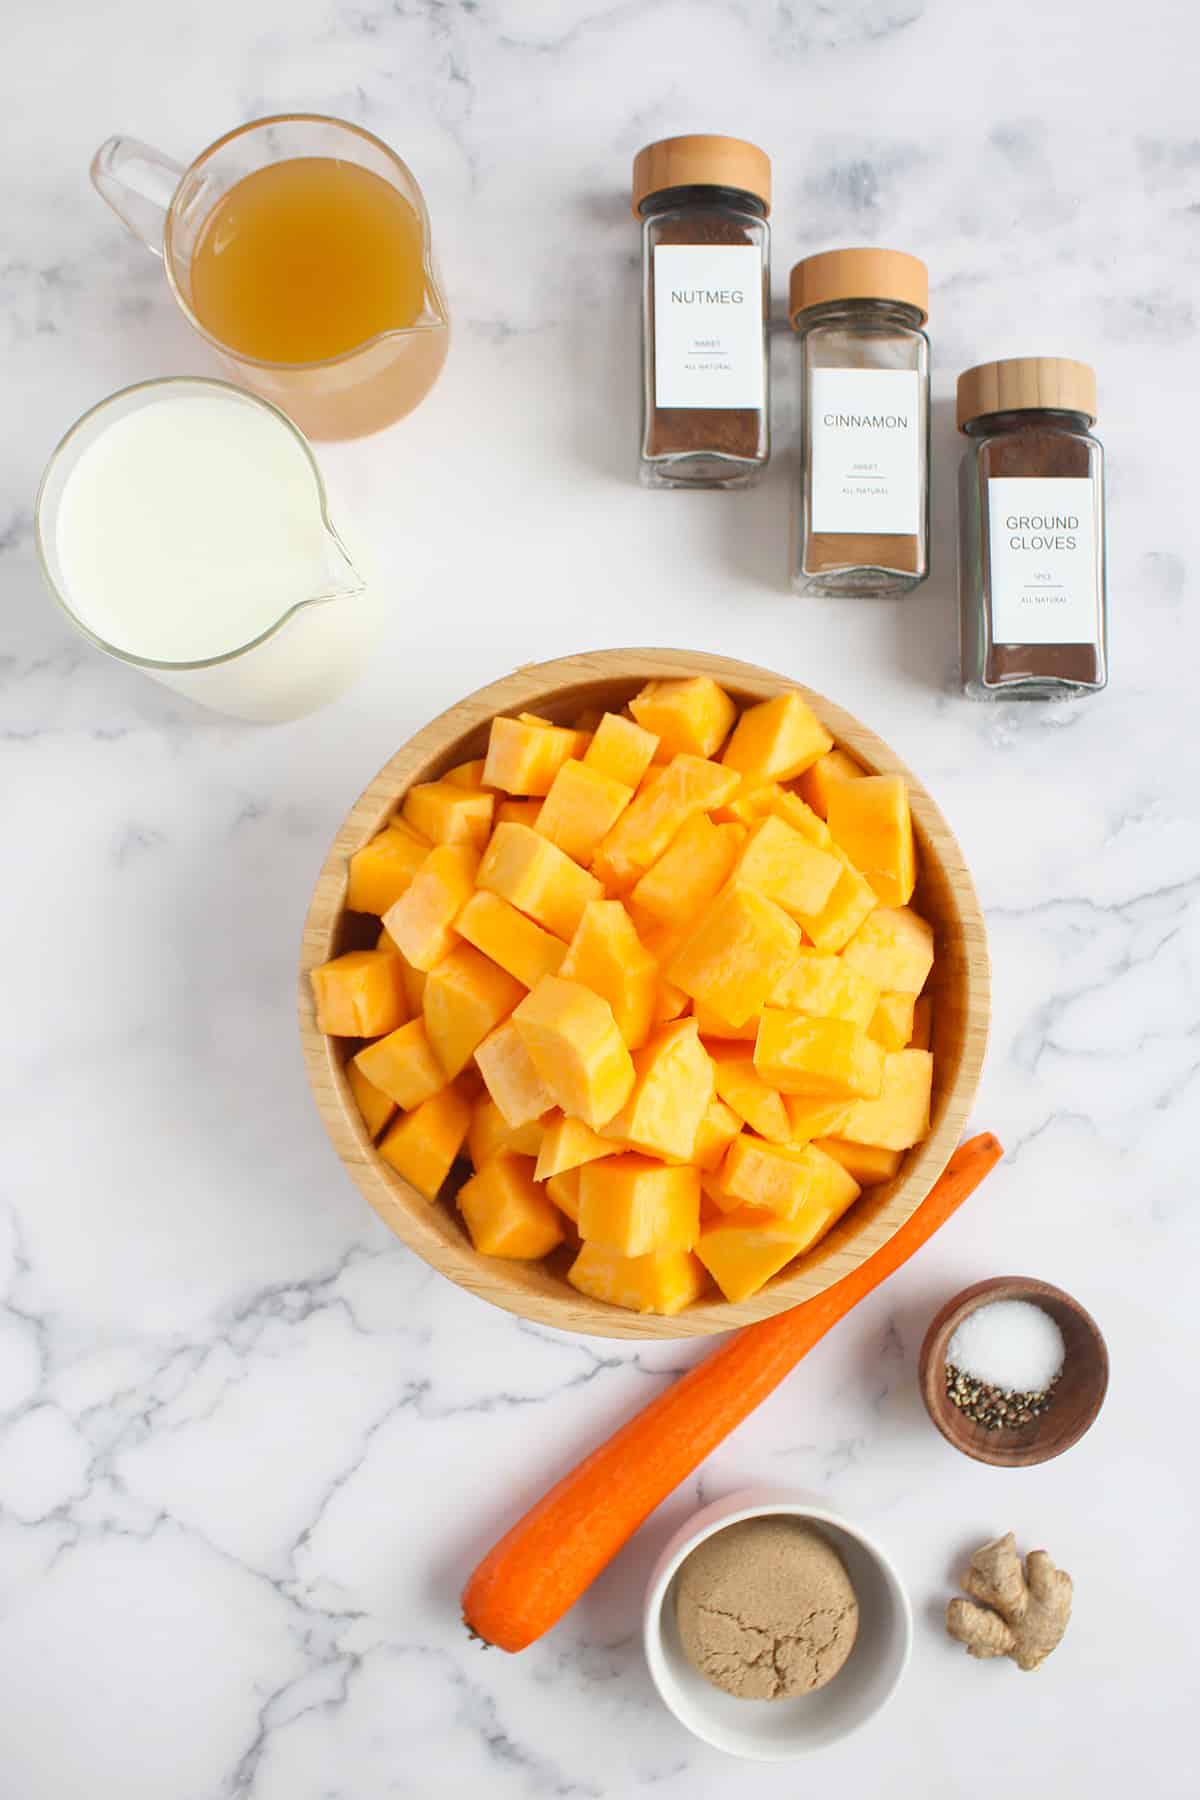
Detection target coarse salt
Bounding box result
[946,1299,1065,1394]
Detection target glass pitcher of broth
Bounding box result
[92,115,449,440]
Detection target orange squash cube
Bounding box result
[827,774,916,907]
[733,814,842,920]
[583,712,659,790]
[354,1017,447,1110]
[535,759,633,865]
[841,906,934,996]
[455,889,566,990]
[693,1001,759,1042]
[719,1134,860,1225]
[545,1167,582,1222]
[868,991,917,1051]
[690,1096,743,1172]
[347,822,431,915]
[512,975,635,1128]
[695,1207,818,1303]
[567,1243,708,1315]
[797,748,866,820]
[381,843,478,972]
[601,1019,714,1162]
[791,853,878,953]
[474,1017,556,1127]
[721,691,833,785]
[310,950,409,1038]
[910,994,933,1051]
[630,813,743,930]
[666,884,801,1027]
[496,798,543,828]
[422,944,524,1079]
[482,716,587,796]
[836,1049,932,1150]
[559,899,658,1050]
[378,1085,471,1199]
[763,787,835,848]
[577,1155,701,1255]
[458,1153,564,1259]
[466,1096,546,1168]
[815,1138,904,1185]
[709,1048,791,1144]
[755,1009,885,1100]
[534,1113,615,1182]
[346,1060,396,1140]
[770,948,880,1029]
[477,823,603,941]
[401,780,494,851]
[591,754,739,891]
[628,676,737,759]
[785,1096,855,1143]
[442,758,488,789]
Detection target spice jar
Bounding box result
[957,358,1107,698]
[633,134,770,488]
[789,248,930,594]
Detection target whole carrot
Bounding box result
[463,1132,1002,1652]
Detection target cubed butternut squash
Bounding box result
[630,813,743,930]
[790,854,878,953]
[835,1048,933,1150]
[401,780,494,850]
[692,1001,759,1042]
[310,950,409,1037]
[347,822,431,915]
[466,1096,547,1168]
[482,716,588,796]
[868,991,917,1052]
[708,1048,791,1144]
[754,1009,885,1100]
[577,1156,701,1255]
[567,1243,708,1315]
[354,1017,447,1110]
[535,760,633,865]
[666,884,800,1027]
[442,758,488,789]
[770,948,880,1029]
[785,1096,856,1143]
[695,1207,819,1303]
[591,755,739,891]
[512,975,635,1128]
[458,1154,564,1259]
[496,798,543,828]
[477,823,603,941]
[559,899,658,1050]
[720,691,833,784]
[582,712,659,790]
[690,1096,743,1173]
[763,787,835,848]
[797,747,866,819]
[455,889,566,989]
[733,814,842,920]
[378,1085,471,1199]
[841,906,935,996]
[814,1138,904,1185]
[345,1061,396,1140]
[544,1167,581,1221]
[718,1135,861,1229]
[422,944,524,1079]
[381,843,478,972]
[474,1017,556,1126]
[534,1113,615,1182]
[628,676,737,760]
[601,1019,715,1162]
[827,774,916,907]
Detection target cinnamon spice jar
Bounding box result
[957,358,1107,698]
[789,248,930,594]
[633,135,770,488]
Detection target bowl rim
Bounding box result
[298,647,991,1339]
[641,1486,913,1759]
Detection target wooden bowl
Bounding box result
[918,1277,1109,1467]
[298,648,990,1339]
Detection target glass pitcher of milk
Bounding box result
[35,377,383,721]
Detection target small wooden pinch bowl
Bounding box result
[918,1276,1109,1467]
[298,648,991,1339]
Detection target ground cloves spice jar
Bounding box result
[789,248,930,594]
[634,134,771,489]
[957,357,1107,698]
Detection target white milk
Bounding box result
[41,381,382,721]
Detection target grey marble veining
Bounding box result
[2,1,1198,1794]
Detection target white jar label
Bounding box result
[652,244,764,410]
[986,478,1099,645]
[809,368,922,534]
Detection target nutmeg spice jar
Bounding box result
[633,134,771,489]
[957,357,1107,698]
[789,248,930,594]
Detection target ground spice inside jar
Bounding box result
[945,1298,1065,1431]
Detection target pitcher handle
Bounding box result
[91,136,185,258]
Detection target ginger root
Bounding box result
[945,1532,1072,1672]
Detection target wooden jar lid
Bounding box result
[957,357,1097,428]
[788,248,928,325]
[632,135,771,216]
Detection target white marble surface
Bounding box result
[2,2,1198,1794]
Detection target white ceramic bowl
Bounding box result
[643,1488,912,1759]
